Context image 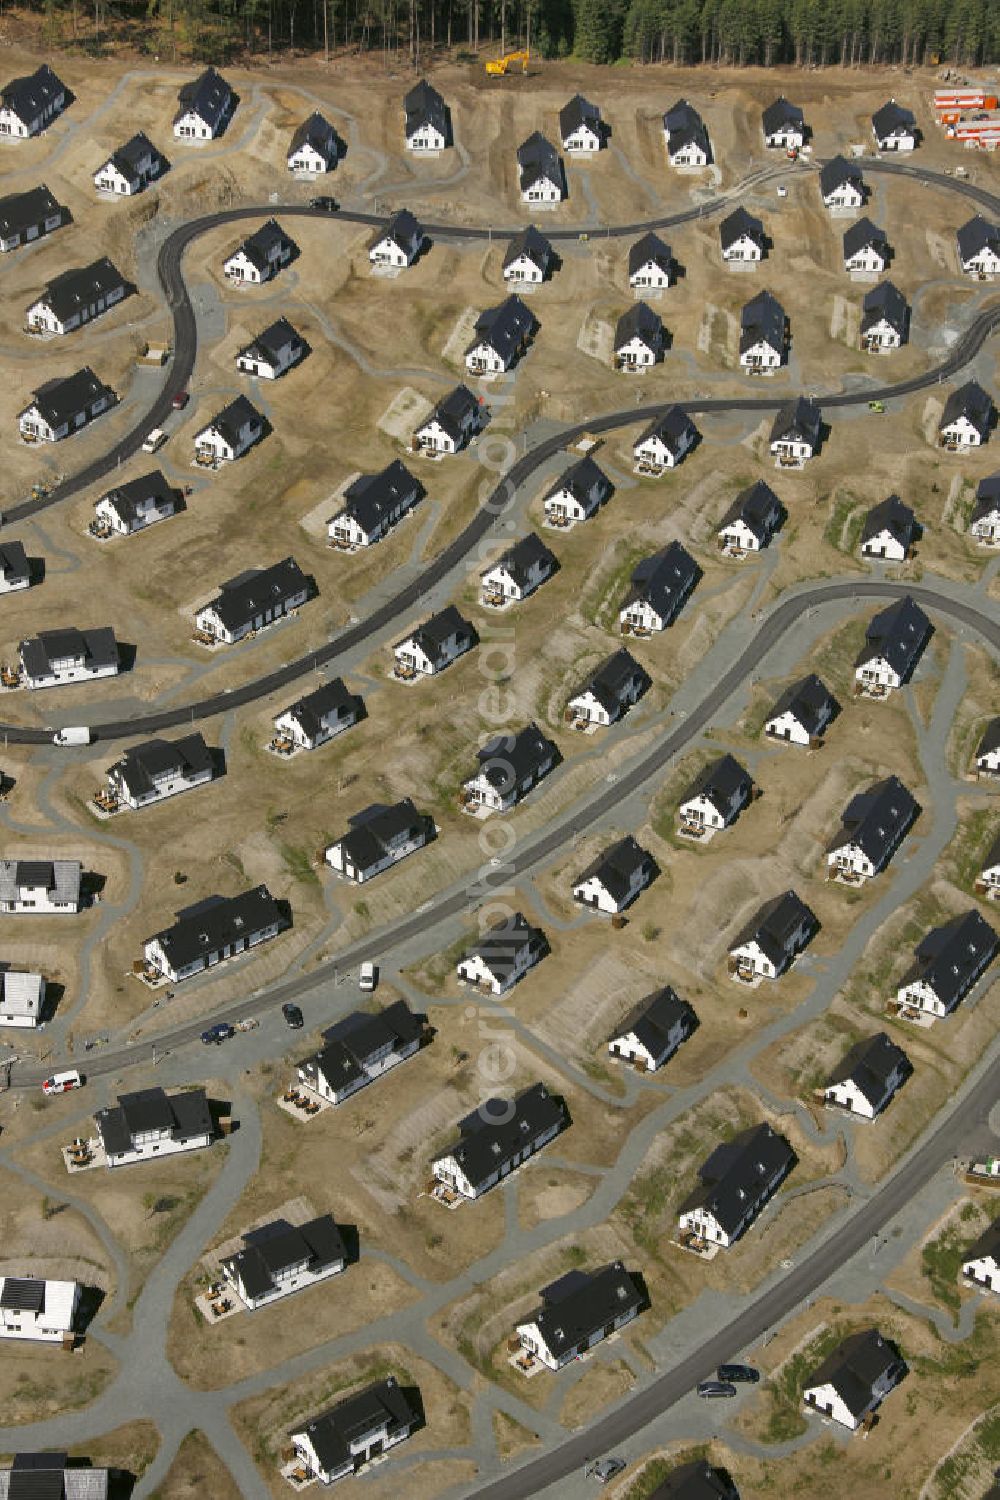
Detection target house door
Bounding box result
[369,1440,383,1459]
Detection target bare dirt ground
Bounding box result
[149,1429,242,1500]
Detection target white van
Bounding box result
[141,427,167,453]
[42,1069,83,1096]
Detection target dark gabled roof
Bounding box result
[902,909,999,1006]
[843,216,889,260]
[298,1377,419,1473]
[973,471,1000,523]
[648,1460,738,1500]
[615,299,662,351]
[0,540,29,581]
[610,985,695,1058]
[468,294,537,361]
[396,604,473,662]
[559,93,601,140]
[530,1261,641,1357]
[768,673,835,735]
[0,184,65,240]
[225,1214,345,1300]
[575,833,653,901]
[486,530,556,586]
[873,98,916,138]
[474,721,556,786]
[25,368,116,428]
[769,396,821,444]
[628,231,672,277]
[679,1122,796,1235]
[623,540,699,616]
[718,480,780,539]
[462,911,546,982]
[175,65,232,128]
[444,1081,565,1186]
[205,556,307,633]
[861,280,908,335]
[0,63,65,122]
[239,316,300,365]
[545,454,609,507]
[739,289,785,355]
[202,393,262,448]
[720,205,765,250]
[421,384,479,442]
[404,77,447,137]
[957,215,1000,262]
[147,887,282,971]
[19,626,118,682]
[940,379,993,437]
[503,225,552,273]
[828,774,918,863]
[730,889,817,968]
[762,96,803,135]
[963,1216,1000,1266]
[99,470,175,524]
[233,217,294,273]
[337,799,427,872]
[103,130,158,177]
[517,131,561,190]
[370,207,422,254]
[0,1277,46,1313]
[820,154,865,197]
[862,494,915,545]
[663,98,708,154]
[977,718,1000,759]
[342,459,423,534]
[95,1086,211,1156]
[310,1001,423,1087]
[110,733,212,800]
[289,111,337,157]
[282,678,359,739]
[571,647,650,715]
[855,595,930,672]
[32,257,126,323]
[826,1030,909,1106]
[804,1329,902,1417]
[682,753,752,816]
[636,404,696,454]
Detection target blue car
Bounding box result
[200,1022,235,1045]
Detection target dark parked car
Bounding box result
[309,195,338,211]
[697,1380,737,1399]
[172,390,189,410]
[718,1363,760,1384]
[282,1002,304,1029]
[200,1022,234,1045]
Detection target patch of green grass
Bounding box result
[580,539,650,631]
[758,1322,850,1444]
[921,1223,970,1323]
[946,807,999,892]
[280,843,319,886]
[621,1447,709,1499]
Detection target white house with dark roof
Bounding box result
[480,532,556,605]
[971,474,1000,545]
[976,719,1000,777]
[516,1262,643,1370]
[560,94,603,153]
[143,887,285,983]
[413,384,483,454]
[0,184,68,252]
[765,674,836,746]
[0,1277,79,1343]
[872,99,917,151]
[663,99,710,166]
[619,541,700,634]
[573,834,656,914]
[325,799,434,883]
[19,627,119,690]
[633,406,697,473]
[720,206,766,264]
[273,679,363,751]
[0,860,81,914]
[824,1031,910,1119]
[173,66,234,140]
[739,290,786,373]
[465,294,537,374]
[106,733,214,811]
[223,219,295,284]
[762,96,805,150]
[328,461,423,549]
[939,381,993,450]
[25,257,128,337]
[195,557,310,644]
[456,914,548,996]
[94,1086,214,1166]
[18,368,118,442]
[729,889,817,982]
[717,480,782,555]
[368,208,423,269]
[860,495,915,560]
[678,1122,796,1246]
[976,834,1000,901]
[404,78,448,151]
[297,1000,425,1105]
[517,132,564,204]
[769,397,821,467]
[615,300,664,369]
[503,226,552,285]
[566,648,650,727]
[461,722,558,814]
[843,217,890,277]
[649,1462,739,1500]
[957,216,1000,279]
[290,1377,420,1486]
[803,1329,906,1430]
[608,986,696,1072]
[962,1218,1000,1293]
[628,231,672,290]
[861,281,908,351]
[854,595,931,696]
[0,541,30,594]
[222,1214,346,1310]
[287,112,341,173]
[0,64,66,138]
[94,471,179,536]
[93,132,165,195]
[393,606,474,678]
[194,395,264,464]
[826,775,918,884]
[0,971,45,1028]
[820,155,865,211]
[543,455,612,527]
[432,1080,565,1195]
[678,755,753,836]
[896,909,999,1019]
[236,317,304,379]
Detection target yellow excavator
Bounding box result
[486,48,530,75]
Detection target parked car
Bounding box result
[309,195,338,211]
[697,1380,737,1399]
[282,1002,304,1029]
[200,1022,235,1045]
[586,1457,626,1484]
[172,390,189,411]
[42,1070,83,1096]
[718,1363,760,1384]
[360,961,378,992]
[141,427,166,453]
